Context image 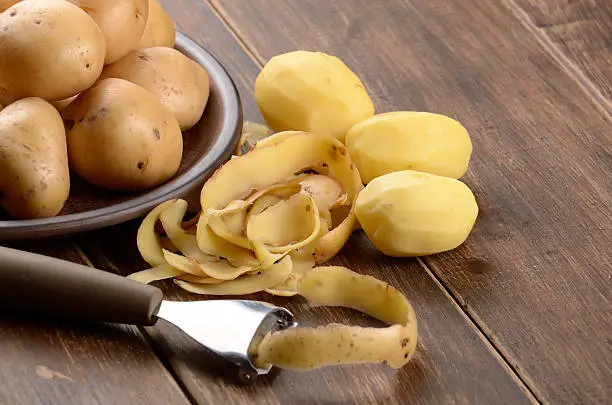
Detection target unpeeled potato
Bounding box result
[69,0,149,65]
[100,47,210,130]
[0,98,70,219]
[355,170,478,257]
[51,95,79,111]
[0,0,106,102]
[137,0,175,48]
[63,78,183,191]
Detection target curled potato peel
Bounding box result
[137,200,178,267]
[175,256,293,296]
[246,193,321,253]
[131,122,419,372]
[198,131,363,264]
[127,264,183,284]
[163,200,257,268]
[253,266,418,370]
[236,121,273,155]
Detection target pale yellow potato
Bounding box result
[63,78,183,191]
[0,98,70,219]
[69,0,149,64]
[355,170,479,257]
[100,47,210,130]
[255,51,375,142]
[346,111,473,183]
[137,0,175,48]
[0,0,20,12]
[0,0,106,102]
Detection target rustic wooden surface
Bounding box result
[204,0,612,403]
[509,0,612,106]
[80,221,535,405]
[1,0,610,404]
[1,240,191,405]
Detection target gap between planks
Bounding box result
[137,325,199,405]
[205,0,267,67]
[417,259,541,404]
[71,241,197,405]
[204,0,544,402]
[499,0,612,120]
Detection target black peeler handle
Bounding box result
[0,245,163,326]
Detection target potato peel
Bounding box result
[132,127,419,373]
[199,131,362,263]
[253,266,418,371]
[127,264,183,284]
[137,199,178,267]
[174,256,293,296]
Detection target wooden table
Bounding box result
[2,0,610,404]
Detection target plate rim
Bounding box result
[0,31,243,241]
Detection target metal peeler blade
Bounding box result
[156,299,297,382]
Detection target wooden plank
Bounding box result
[204,0,612,404]
[160,0,261,122]
[0,240,190,405]
[507,0,612,105]
[81,222,534,405]
[76,1,537,403]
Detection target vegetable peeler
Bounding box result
[0,245,296,383]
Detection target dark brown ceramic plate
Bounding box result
[0,32,243,241]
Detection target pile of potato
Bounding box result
[254,50,478,257]
[0,0,210,220]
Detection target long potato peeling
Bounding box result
[253,266,418,371]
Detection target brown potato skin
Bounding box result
[0,0,106,102]
[0,98,70,219]
[100,47,210,130]
[63,78,183,191]
[137,0,175,48]
[0,0,20,12]
[50,95,79,111]
[69,0,149,64]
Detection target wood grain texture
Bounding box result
[160,0,261,122]
[0,240,190,405]
[508,0,612,105]
[206,0,612,404]
[80,222,534,405]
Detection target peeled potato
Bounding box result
[69,0,149,65]
[0,0,106,102]
[0,98,70,219]
[100,47,210,130]
[255,51,375,142]
[346,112,473,183]
[63,78,183,191]
[355,170,478,257]
[137,0,175,48]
